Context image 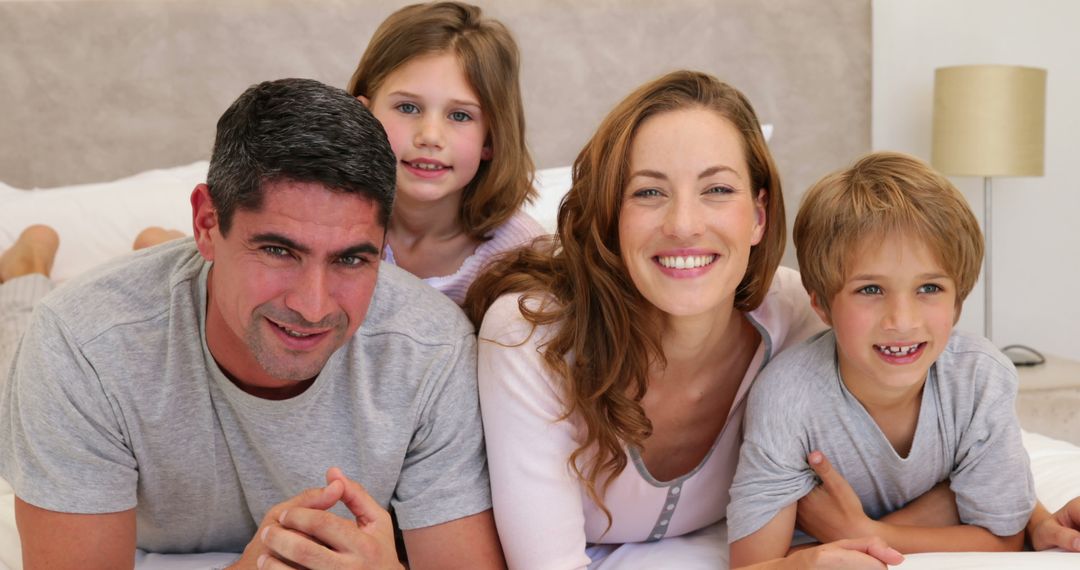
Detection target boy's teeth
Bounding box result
[657,255,716,269]
[876,343,920,356]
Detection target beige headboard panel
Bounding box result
[1,0,869,257]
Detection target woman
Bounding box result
[465,71,903,568]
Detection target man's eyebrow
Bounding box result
[250,233,309,255]
[249,233,380,259]
[335,243,381,258]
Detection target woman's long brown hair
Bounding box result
[465,70,786,527]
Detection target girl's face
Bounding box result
[363,52,491,208]
[618,108,766,321]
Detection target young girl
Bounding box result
[347,1,544,305]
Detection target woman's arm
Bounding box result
[477,295,591,570]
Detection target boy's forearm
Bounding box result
[879,481,960,527]
[867,520,1025,553]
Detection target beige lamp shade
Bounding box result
[932,65,1046,177]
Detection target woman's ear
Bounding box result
[481,143,493,161]
[750,188,767,245]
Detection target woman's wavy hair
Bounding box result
[347,1,535,240]
[465,70,785,526]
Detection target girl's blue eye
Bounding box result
[857,285,883,295]
[449,111,472,122]
[396,103,419,114]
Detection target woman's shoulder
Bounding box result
[479,290,561,345]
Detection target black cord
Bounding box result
[1001,344,1046,367]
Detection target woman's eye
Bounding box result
[704,185,735,195]
[631,188,663,199]
[396,103,420,114]
[449,111,472,122]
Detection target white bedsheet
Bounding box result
[2,431,1078,569]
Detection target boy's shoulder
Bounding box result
[934,329,1019,398]
[751,329,837,403]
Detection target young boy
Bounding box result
[727,152,1036,567]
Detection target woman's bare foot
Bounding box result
[0,224,60,283]
[133,227,185,250]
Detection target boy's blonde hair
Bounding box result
[793,151,984,314]
[347,1,535,240]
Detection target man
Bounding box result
[0,78,504,569]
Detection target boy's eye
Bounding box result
[857,285,883,295]
[449,111,472,122]
[396,103,420,115]
[918,283,943,294]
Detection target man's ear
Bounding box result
[190,184,219,261]
[809,291,833,326]
[357,95,370,108]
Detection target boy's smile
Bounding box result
[813,231,958,401]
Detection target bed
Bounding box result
[2,0,1078,568]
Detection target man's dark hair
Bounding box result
[207,78,397,234]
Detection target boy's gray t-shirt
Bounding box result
[0,239,490,553]
[727,329,1035,543]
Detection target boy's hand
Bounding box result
[796,451,876,542]
[787,537,904,569]
[1030,497,1080,552]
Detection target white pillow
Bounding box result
[0,162,207,282]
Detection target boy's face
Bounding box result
[811,232,958,399]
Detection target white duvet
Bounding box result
[2,430,1078,569]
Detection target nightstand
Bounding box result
[1016,355,1080,446]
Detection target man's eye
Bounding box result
[263,246,289,257]
[339,256,367,267]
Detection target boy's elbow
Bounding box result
[997,529,1026,552]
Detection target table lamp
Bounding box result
[931,64,1046,348]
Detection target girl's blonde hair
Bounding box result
[465,70,784,527]
[347,1,535,240]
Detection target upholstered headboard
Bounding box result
[0,0,870,265]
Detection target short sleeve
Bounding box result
[950,359,1036,536]
[391,331,493,529]
[726,361,818,543]
[0,304,138,513]
[477,294,591,570]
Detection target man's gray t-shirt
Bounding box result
[0,239,490,553]
[727,329,1035,543]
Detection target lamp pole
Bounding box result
[984,176,992,342]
